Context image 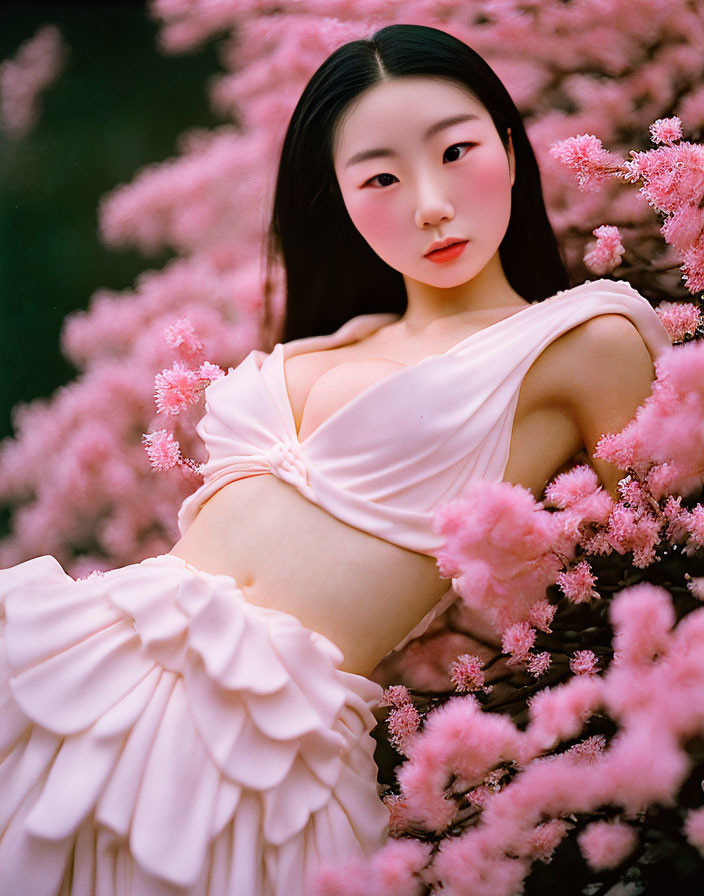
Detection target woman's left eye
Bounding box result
[443,142,475,163]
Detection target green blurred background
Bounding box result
[0,1,223,442]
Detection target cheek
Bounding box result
[456,155,512,227]
[344,193,407,256]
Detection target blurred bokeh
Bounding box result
[0,1,222,442]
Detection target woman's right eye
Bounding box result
[363,172,398,188]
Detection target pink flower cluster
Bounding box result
[0,25,67,138]
[583,224,625,275]
[655,300,702,343]
[548,134,624,191]
[142,318,224,474]
[595,339,704,499]
[356,582,704,894]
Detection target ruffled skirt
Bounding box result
[0,554,389,895]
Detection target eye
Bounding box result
[362,172,398,189]
[443,142,475,163]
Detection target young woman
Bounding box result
[0,23,671,896]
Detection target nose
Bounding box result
[413,173,455,229]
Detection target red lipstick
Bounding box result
[424,239,469,263]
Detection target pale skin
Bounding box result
[170,77,657,676]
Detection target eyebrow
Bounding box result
[344,113,481,168]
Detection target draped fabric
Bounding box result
[0,554,388,895]
[178,279,672,650]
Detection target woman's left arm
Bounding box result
[558,313,658,499]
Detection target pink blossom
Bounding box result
[369,839,432,896]
[388,703,421,754]
[584,224,625,275]
[649,115,683,145]
[682,235,704,293]
[501,622,537,665]
[687,577,704,601]
[163,316,204,356]
[382,792,413,838]
[683,806,704,855]
[577,819,637,870]
[0,25,67,138]
[623,143,704,217]
[686,504,704,548]
[661,203,704,252]
[142,430,182,471]
[655,300,701,342]
[557,559,600,604]
[607,504,662,567]
[610,583,675,665]
[528,599,557,633]
[198,360,225,382]
[433,481,562,633]
[549,134,623,191]
[382,685,411,709]
[527,651,552,678]
[449,654,486,693]
[154,361,202,415]
[565,734,607,762]
[544,464,601,508]
[527,818,571,863]
[570,650,600,675]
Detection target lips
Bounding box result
[424,237,468,257]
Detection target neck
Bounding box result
[400,251,526,330]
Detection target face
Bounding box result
[333,76,515,290]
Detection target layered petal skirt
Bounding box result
[0,554,389,895]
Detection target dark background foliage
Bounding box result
[0,0,222,443]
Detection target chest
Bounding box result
[282,331,584,495]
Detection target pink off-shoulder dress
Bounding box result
[0,279,671,895]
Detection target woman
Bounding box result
[0,23,671,896]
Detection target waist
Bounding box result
[169,474,451,675]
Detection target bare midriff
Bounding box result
[169,305,588,677]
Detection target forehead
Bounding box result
[334,76,490,153]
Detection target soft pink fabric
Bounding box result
[178,278,671,650]
[0,554,388,895]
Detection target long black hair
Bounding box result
[264,23,570,346]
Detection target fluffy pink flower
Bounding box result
[557,559,600,604]
[570,650,600,675]
[577,819,637,870]
[154,361,202,415]
[682,236,704,293]
[544,464,601,508]
[623,143,704,217]
[687,577,704,601]
[388,703,421,754]
[527,818,571,863]
[549,133,623,191]
[683,806,704,855]
[501,622,537,665]
[449,654,486,692]
[528,599,557,633]
[655,301,701,342]
[370,839,432,896]
[198,360,225,382]
[607,505,662,567]
[382,685,412,709]
[609,583,675,665]
[649,116,683,145]
[163,316,204,356]
[661,203,704,253]
[0,25,67,138]
[433,481,562,632]
[382,792,413,838]
[565,734,606,762]
[527,651,552,678]
[584,225,625,275]
[141,429,182,471]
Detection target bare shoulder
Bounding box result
[543,312,657,495]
